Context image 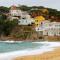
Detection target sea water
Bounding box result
[0,41,46,53]
[0,41,60,60]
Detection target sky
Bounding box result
[0,0,60,11]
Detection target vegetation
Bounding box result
[0,5,60,40]
[18,5,60,21]
[0,6,9,13]
[0,19,18,36]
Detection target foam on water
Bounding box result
[0,42,60,60]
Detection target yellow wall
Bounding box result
[34,16,45,27]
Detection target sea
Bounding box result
[0,41,60,60]
[0,41,45,53]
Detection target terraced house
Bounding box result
[36,20,60,36]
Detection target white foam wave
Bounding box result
[0,41,23,43]
[0,42,60,60]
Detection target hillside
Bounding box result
[0,5,60,41]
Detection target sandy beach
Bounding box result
[0,42,60,60]
[14,48,60,60]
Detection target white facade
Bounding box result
[35,20,50,31]
[43,22,60,36]
[21,11,28,18]
[36,20,60,36]
[10,10,22,16]
[18,11,34,25]
[9,6,22,20]
[47,22,60,36]
[18,15,34,25]
[9,6,34,25]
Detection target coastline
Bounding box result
[14,47,60,60]
[0,36,60,41]
[0,42,60,60]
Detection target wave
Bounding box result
[0,42,60,60]
[0,45,55,60]
[0,41,23,43]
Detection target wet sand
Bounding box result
[14,48,60,60]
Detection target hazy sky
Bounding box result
[0,0,60,10]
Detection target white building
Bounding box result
[35,20,60,36]
[9,5,34,25]
[9,5,22,20]
[47,22,60,36]
[35,20,50,31]
[18,14,34,25]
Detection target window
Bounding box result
[36,20,38,22]
[47,32,48,36]
[38,28,39,30]
[26,20,27,23]
[36,24,38,26]
[59,32,60,34]
[22,18,26,19]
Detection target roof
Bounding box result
[10,5,18,10]
[34,16,45,21]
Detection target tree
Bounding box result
[3,20,18,36]
[18,5,30,11]
[47,8,57,16]
[0,6,9,13]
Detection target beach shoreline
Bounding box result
[0,42,60,60]
[13,47,60,60]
